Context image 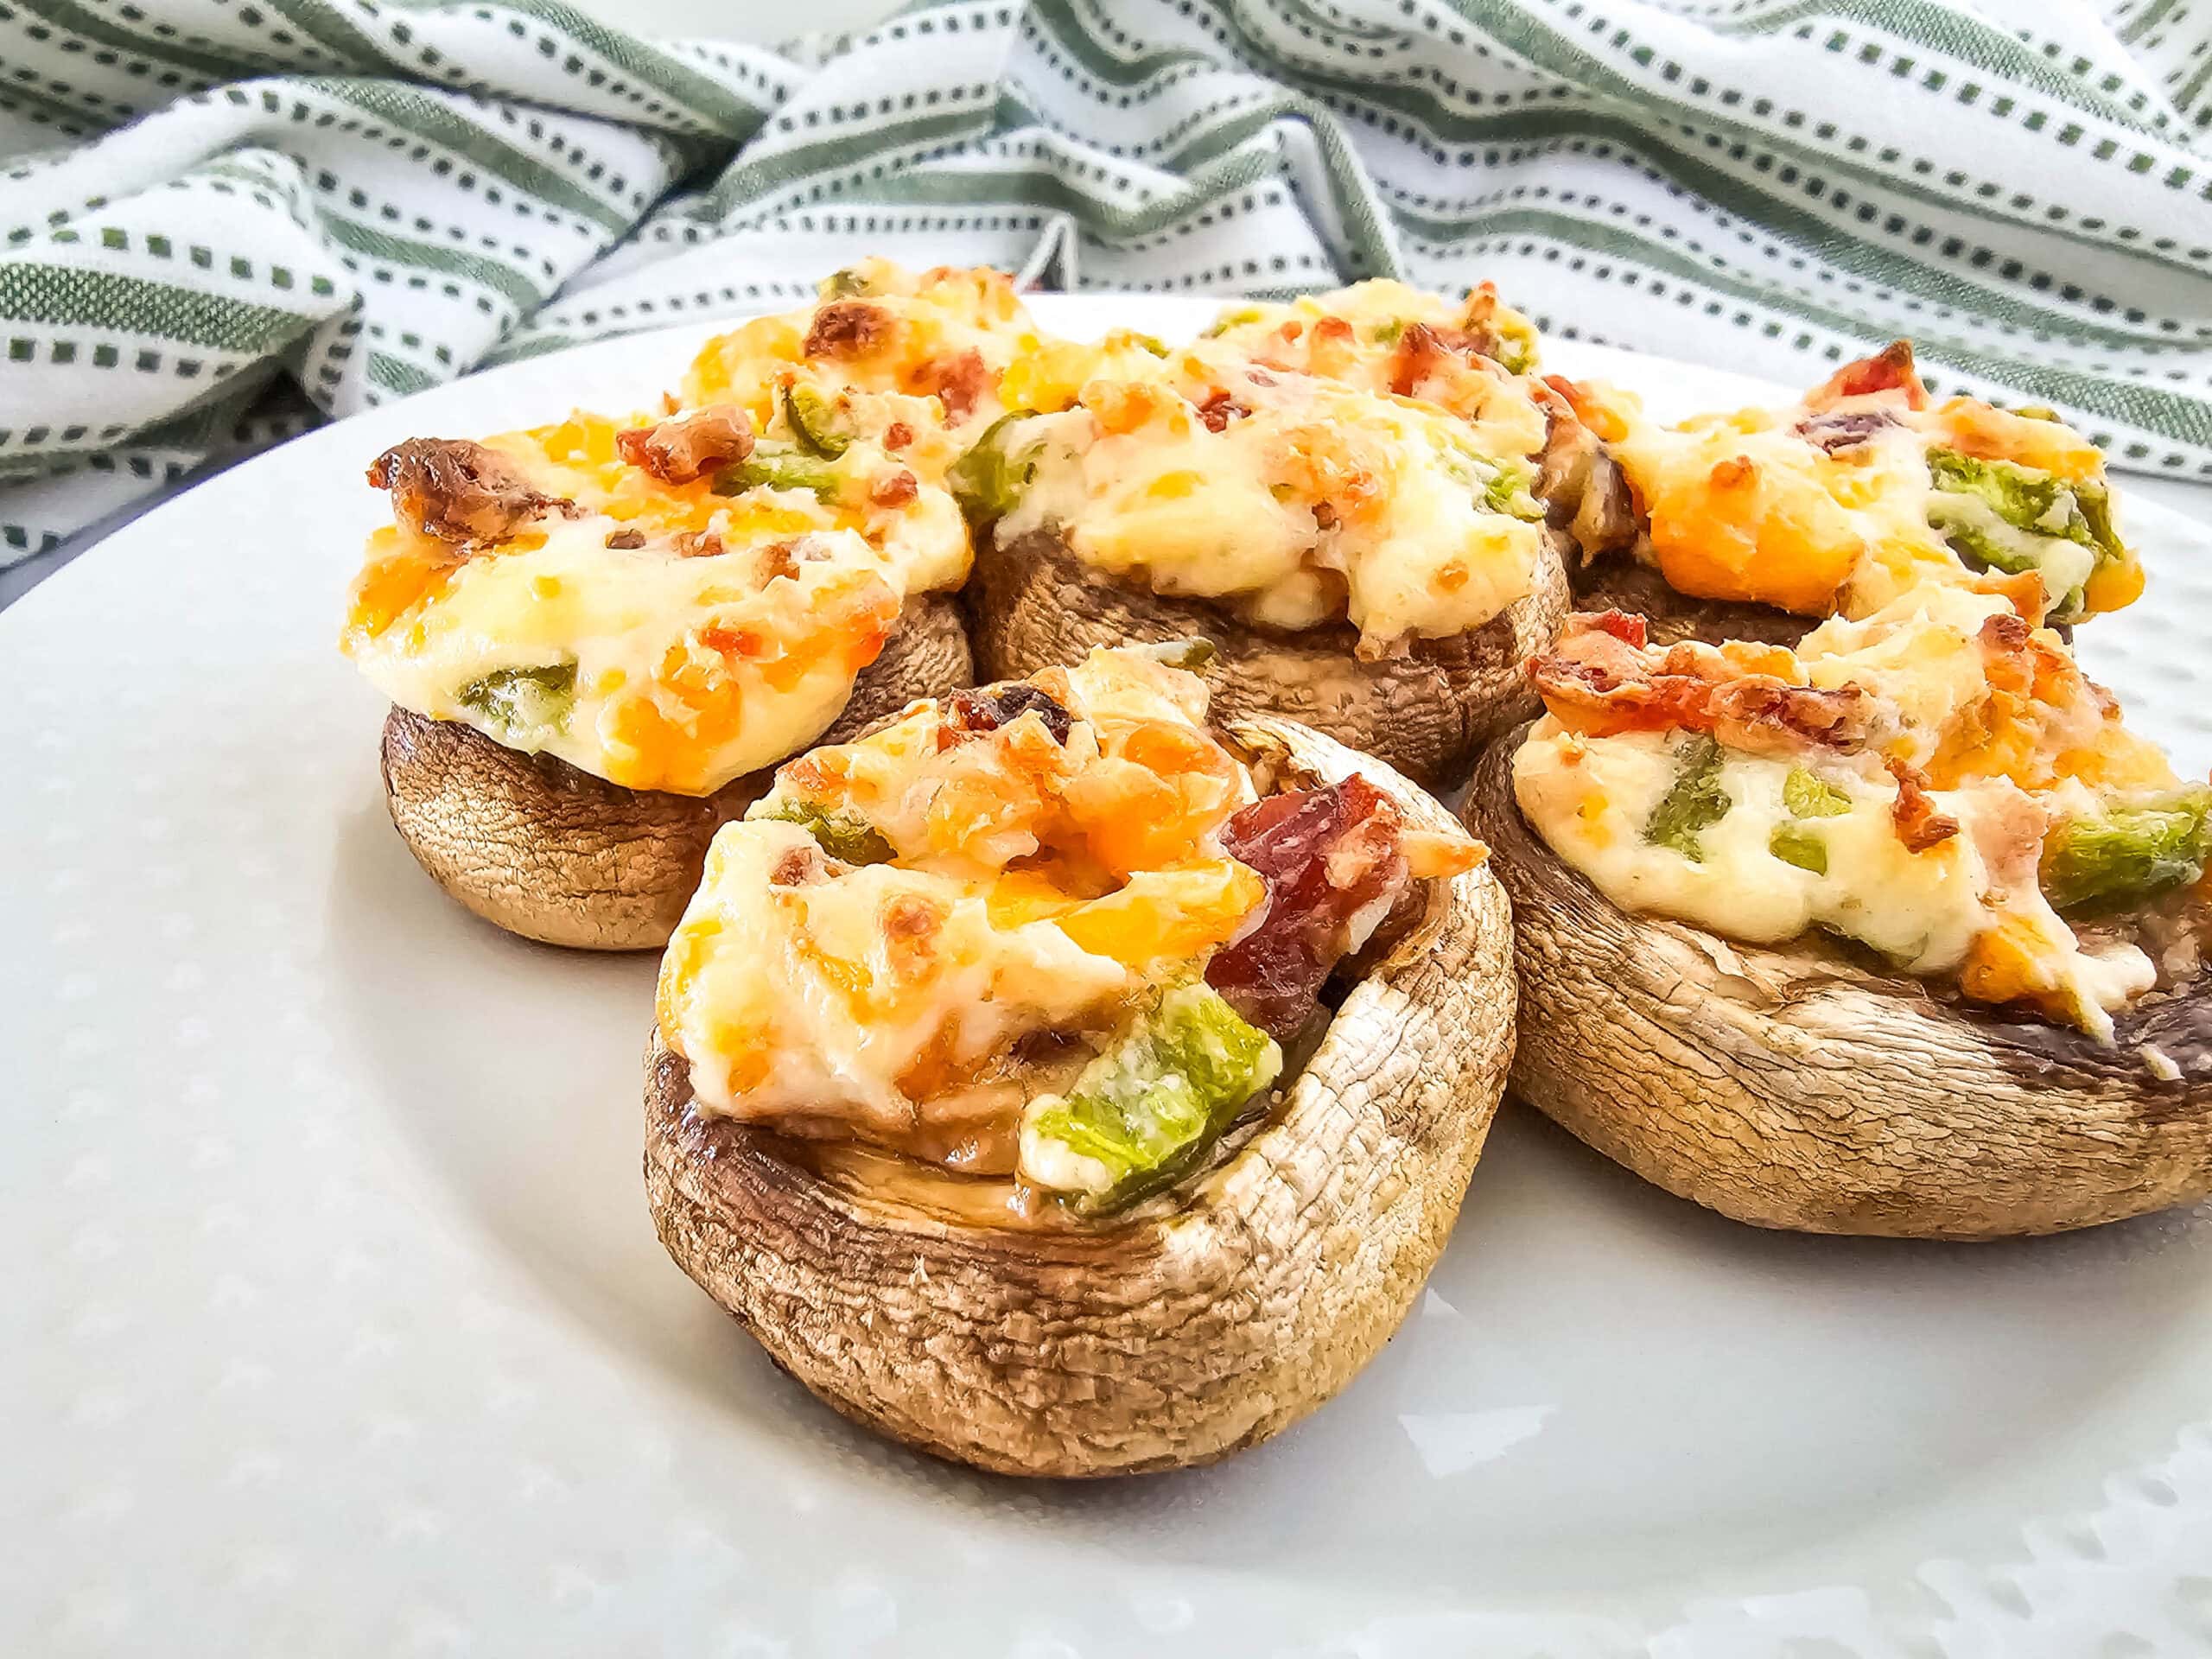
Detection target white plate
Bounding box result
[7,298,2212,1659]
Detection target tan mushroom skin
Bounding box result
[644,715,1516,1476]
[1465,726,2212,1240]
[1567,557,1811,649]
[966,527,1571,791]
[379,593,973,950]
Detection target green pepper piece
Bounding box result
[713,442,841,500]
[1643,734,1731,861]
[1770,823,1829,875]
[1491,315,1538,376]
[946,410,1043,524]
[1924,446,2126,620]
[1481,461,1545,522]
[1783,766,1852,819]
[1125,332,1170,357]
[2041,787,2212,916]
[782,384,854,458]
[1023,982,1281,1215]
[1369,318,1406,346]
[819,266,872,298]
[1199,305,1267,339]
[454,662,575,741]
[752,798,894,866]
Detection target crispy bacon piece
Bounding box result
[1386,321,1471,397]
[881,420,914,451]
[916,347,993,422]
[366,438,576,546]
[1885,757,1960,852]
[1794,407,1901,454]
[1806,340,1928,411]
[804,300,891,359]
[1195,387,1250,432]
[604,528,647,550]
[945,684,1074,745]
[615,404,754,485]
[869,469,918,508]
[1205,777,1414,1039]
[1529,612,1878,753]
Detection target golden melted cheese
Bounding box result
[343,408,968,795]
[679,258,1042,439]
[1593,378,2139,622]
[1515,585,2177,1036]
[1201,279,1548,462]
[657,650,1267,1158]
[996,347,1548,651]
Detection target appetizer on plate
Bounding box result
[680,257,1040,435]
[959,341,1572,789]
[1465,588,2212,1239]
[1541,342,2145,643]
[1199,277,1540,391]
[645,646,1513,1475]
[345,389,973,950]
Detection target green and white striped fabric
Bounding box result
[3,0,2210,564]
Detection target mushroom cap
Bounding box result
[378,592,972,950]
[1568,556,1811,647]
[644,715,1517,1475]
[965,526,1570,791]
[1465,724,2212,1239]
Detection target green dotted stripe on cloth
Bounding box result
[1,0,2209,563]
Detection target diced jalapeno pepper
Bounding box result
[819,266,872,298]
[1769,823,1828,875]
[751,798,894,866]
[1783,766,1852,819]
[1020,982,1281,1215]
[1643,734,1731,861]
[783,384,854,459]
[1490,315,1538,376]
[454,662,575,741]
[1199,306,1266,339]
[713,442,841,500]
[1481,461,1544,521]
[1924,446,2126,620]
[2041,787,2212,916]
[946,410,1043,524]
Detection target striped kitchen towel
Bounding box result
[3,0,2210,564]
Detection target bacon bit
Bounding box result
[881,893,946,982]
[366,438,576,546]
[1313,315,1354,343]
[1708,454,1758,491]
[1313,500,1340,531]
[1247,366,1276,386]
[674,531,725,558]
[869,469,918,509]
[1808,340,1928,411]
[1529,613,1877,752]
[917,347,993,422]
[1885,756,1959,852]
[759,540,801,585]
[945,683,1074,745]
[1795,408,1900,454]
[605,527,647,550]
[1206,777,1414,1039]
[1585,609,1648,647]
[771,843,827,887]
[616,404,755,485]
[1195,387,1249,432]
[1387,320,1471,397]
[700,624,764,658]
[803,300,891,359]
[881,420,914,452]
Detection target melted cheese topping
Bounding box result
[1201,279,1548,461]
[1593,379,2137,622]
[657,649,1267,1154]
[996,348,1547,650]
[680,259,1042,437]
[1515,585,2178,1036]
[344,409,967,795]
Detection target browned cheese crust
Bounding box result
[965,526,1572,791]
[643,715,1517,1475]
[1464,724,2212,1239]
[378,592,974,950]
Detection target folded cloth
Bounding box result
[3,0,2209,563]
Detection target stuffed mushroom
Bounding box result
[1465,588,2212,1239]
[645,646,1514,1475]
[345,384,976,950]
[960,340,1572,790]
[1541,342,2145,644]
